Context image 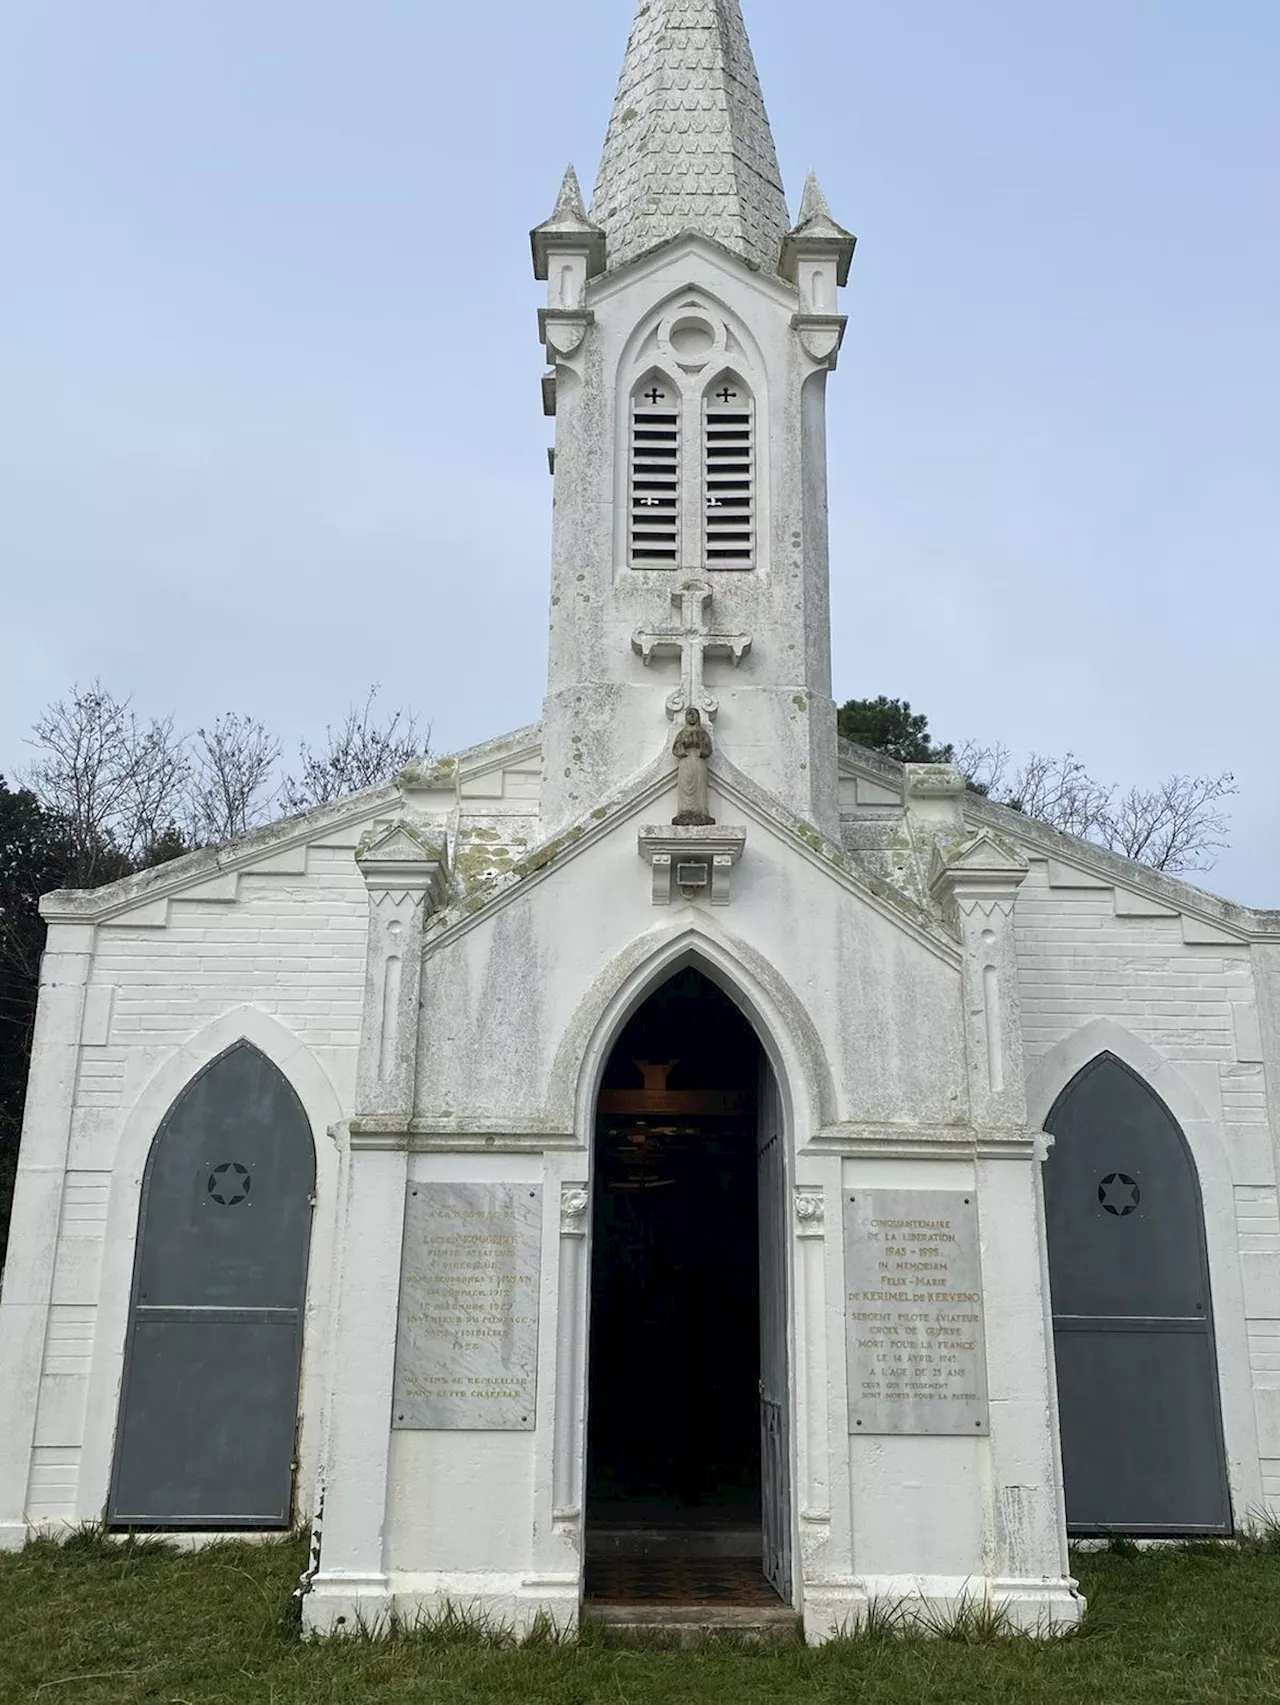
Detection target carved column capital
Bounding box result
[791,312,847,370]
[538,308,595,363]
[794,1189,826,1237]
[560,1186,590,1236]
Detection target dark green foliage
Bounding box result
[3,1535,1280,1702]
[0,778,78,1267]
[836,697,955,766]
[137,824,193,869]
[0,780,188,1269]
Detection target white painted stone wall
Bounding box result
[5,733,1278,1648]
[1013,854,1280,1522]
[0,804,385,1545]
[539,235,842,842]
[306,756,1083,1639]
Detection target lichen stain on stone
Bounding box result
[454,845,514,884]
[515,825,585,878]
[400,754,456,789]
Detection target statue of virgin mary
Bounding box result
[671,707,714,826]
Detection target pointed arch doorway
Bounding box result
[584,967,792,1607]
[1044,1053,1230,1534]
[108,1041,315,1528]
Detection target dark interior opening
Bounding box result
[586,967,763,1529]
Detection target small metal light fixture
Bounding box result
[676,860,710,899]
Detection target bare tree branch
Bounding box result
[952,739,1011,799]
[957,734,1237,874]
[24,683,190,884]
[282,687,431,813]
[1008,752,1115,842]
[186,714,281,845]
[1095,773,1236,872]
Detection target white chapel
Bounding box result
[3,0,1280,1643]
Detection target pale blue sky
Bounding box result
[1,2,1276,901]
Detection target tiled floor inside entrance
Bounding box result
[585,1556,783,1607]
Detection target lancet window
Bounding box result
[628,373,681,565]
[624,358,760,572]
[703,374,755,570]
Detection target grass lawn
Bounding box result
[4,1532,1280,1704]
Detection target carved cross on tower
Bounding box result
[631,579,752,722]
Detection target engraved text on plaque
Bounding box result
[844,1188,988,1435]
[393,1182,542,1430]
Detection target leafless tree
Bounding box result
[25,683,190,885]
[185,713,281,845]
[1096,773,1236,873]
[282,687,430,813]
[1006,752,1116,843]
[953,737,1236,874]
[951,739,1011,800]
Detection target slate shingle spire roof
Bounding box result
[591,0,790,276]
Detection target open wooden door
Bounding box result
[757,1058,792,1600]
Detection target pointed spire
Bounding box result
[550,165,590,226]
[591,0,790,276]
[531,164,606,281]
[794,171,842,235]
[781,169,856,286]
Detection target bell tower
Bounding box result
[532,0,855,838]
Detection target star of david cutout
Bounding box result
[207,1162,251,1207]
[1098,1172,1140,1216]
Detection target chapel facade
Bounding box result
[2,0,1279,1643]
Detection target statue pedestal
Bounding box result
[637,825,747,906]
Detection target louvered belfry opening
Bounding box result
[704,377,754,568]
[630,375,680,565]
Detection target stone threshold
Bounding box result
[582,1603,801,1644]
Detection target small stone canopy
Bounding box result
[781,171,856,286]
[531,165,606,281]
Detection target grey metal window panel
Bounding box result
[109,1041,315,1529]
[1044,1053,1230,1534]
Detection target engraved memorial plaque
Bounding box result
[844,1189,988,1435]
[393,1182,542,1430]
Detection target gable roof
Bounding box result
[38,724,541,925]
[423,746,962,969]
[835,737,1280,942]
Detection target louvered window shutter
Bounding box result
[704,383,754,569]
[629,381,680,565]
